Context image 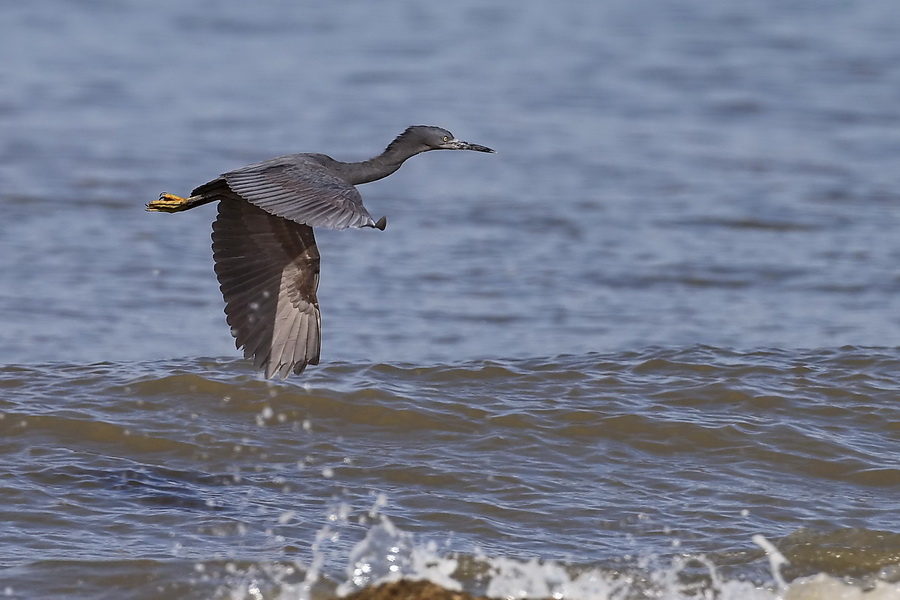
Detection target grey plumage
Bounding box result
[212,198,321,378]
[149,125,494,378]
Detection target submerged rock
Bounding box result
[342,580,491,600]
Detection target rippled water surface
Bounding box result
[2,350,900,599]
[1,1,900,599]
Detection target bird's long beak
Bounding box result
[445,139,495,153]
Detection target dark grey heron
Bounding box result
[148,125,494,379]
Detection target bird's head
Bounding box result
[389,125,495,155]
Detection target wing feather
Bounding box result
[223,155,378,230]
[267,303,300,379]
[212,198,322,378]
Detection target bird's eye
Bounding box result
[442,136,450,142]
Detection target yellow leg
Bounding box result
[147,192,196,213]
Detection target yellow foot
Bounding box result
[147,192,192,212]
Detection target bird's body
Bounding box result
[148,126,493,378]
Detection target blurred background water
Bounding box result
[1,1,899,599]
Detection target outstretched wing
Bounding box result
[211,198,322,379]
[222,155,378,230]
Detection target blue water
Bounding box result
[1,2,900,599]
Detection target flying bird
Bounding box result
[148,125,494,378]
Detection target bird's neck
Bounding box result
[342,143,427,185]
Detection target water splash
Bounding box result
[222,500,900,600]
[753,534,789,590]
[336,515,460,596]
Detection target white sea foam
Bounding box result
[226,506,900,600]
